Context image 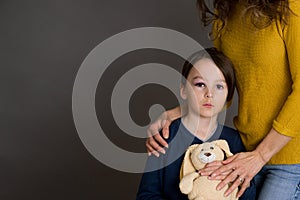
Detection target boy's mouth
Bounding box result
[202,103,213,107]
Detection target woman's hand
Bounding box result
[146,106,183,157]
[199,161,232,180]
[205,151,266,198]
[211,128,291,197]
[146,112,171,157]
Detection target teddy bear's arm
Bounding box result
[179,171,200,194]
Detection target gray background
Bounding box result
[1,0,237,199]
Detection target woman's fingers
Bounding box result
[211,167,249,197]
[145,139,159,157]
[161,119,171,139]
[221,154,236,164]
[146,133,167,156]
[145,113,171,156]
[237,179,250,198]
[199,161,224,176]
[209,151,265,197]
[223,174,250,197]
[147,127,168,148]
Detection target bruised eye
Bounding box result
[195,82,206,88]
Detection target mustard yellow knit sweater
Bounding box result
[213,1,300,164]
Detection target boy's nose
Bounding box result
[205,90,213,98]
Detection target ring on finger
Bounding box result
[239,177,245,184]
[235,174,245,183]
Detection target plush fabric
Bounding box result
[179,140,238,200]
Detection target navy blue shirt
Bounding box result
[136,119,256,200]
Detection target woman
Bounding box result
[146,1,300,199]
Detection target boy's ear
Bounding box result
[180,84,187,100]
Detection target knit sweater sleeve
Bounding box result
[273,1,300,137]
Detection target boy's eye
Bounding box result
[216,84,225,90]
[195,82,206,88]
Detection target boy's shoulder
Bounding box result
[219,125,241,141]
[166,118,182,140]
[220,125,239,135]
[219,125,245,153]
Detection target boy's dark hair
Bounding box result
[181,47,235,102]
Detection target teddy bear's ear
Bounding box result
[180,144,199,179]
[215,140,233,157]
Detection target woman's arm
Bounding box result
[146,105,185,157]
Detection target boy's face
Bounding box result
[180,58,228,119]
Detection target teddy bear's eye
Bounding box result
[201,149,204,151]
[210,147,214,150]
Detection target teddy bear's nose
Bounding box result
[204,153,211,157]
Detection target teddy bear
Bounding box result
[179,140,239,200]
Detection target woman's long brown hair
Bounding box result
[197,0,291,29]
